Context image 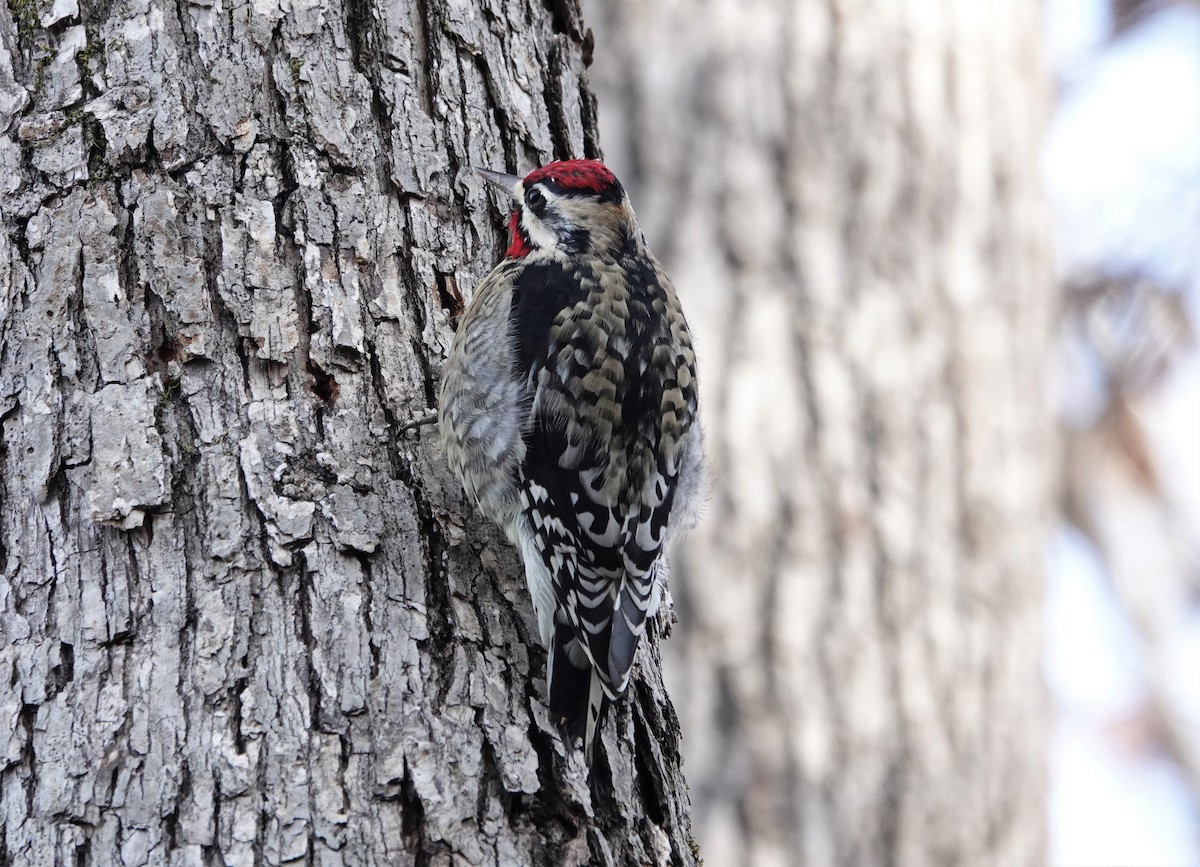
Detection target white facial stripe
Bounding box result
[522,214,560,253]
[518,181,600,254]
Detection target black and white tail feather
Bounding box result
[518,415,680,763]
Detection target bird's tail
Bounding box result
[548,625,609,765]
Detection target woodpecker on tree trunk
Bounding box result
[438,159,705,765]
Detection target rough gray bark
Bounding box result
[587,1,1054,865]
[0,0,697,863]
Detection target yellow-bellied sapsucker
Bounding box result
[438,159,704,763]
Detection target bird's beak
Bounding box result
[473,167,522,199]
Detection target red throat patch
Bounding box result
[522,159,617,195]
[506,211,532,258]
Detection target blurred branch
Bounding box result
[1061,271,1194,398]
[1059,268,1200,797]
[1110,0,1193,37]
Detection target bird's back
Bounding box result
[513,248,698,696]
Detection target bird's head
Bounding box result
[474,159,641,259]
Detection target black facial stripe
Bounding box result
[561,227,590,255]
[538,178,625,204]
[529,204,591,256]
[597,180,624,204]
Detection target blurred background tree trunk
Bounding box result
[588,1,1054,865]
[0,0,698,863]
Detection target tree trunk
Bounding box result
[587,2,1054,865]
[0,0,696,863]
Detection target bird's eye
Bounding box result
[525,187,547,214]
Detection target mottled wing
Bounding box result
[514,255,698,698]
[438,261,529,527]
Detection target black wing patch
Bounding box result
[510,261,581,378]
